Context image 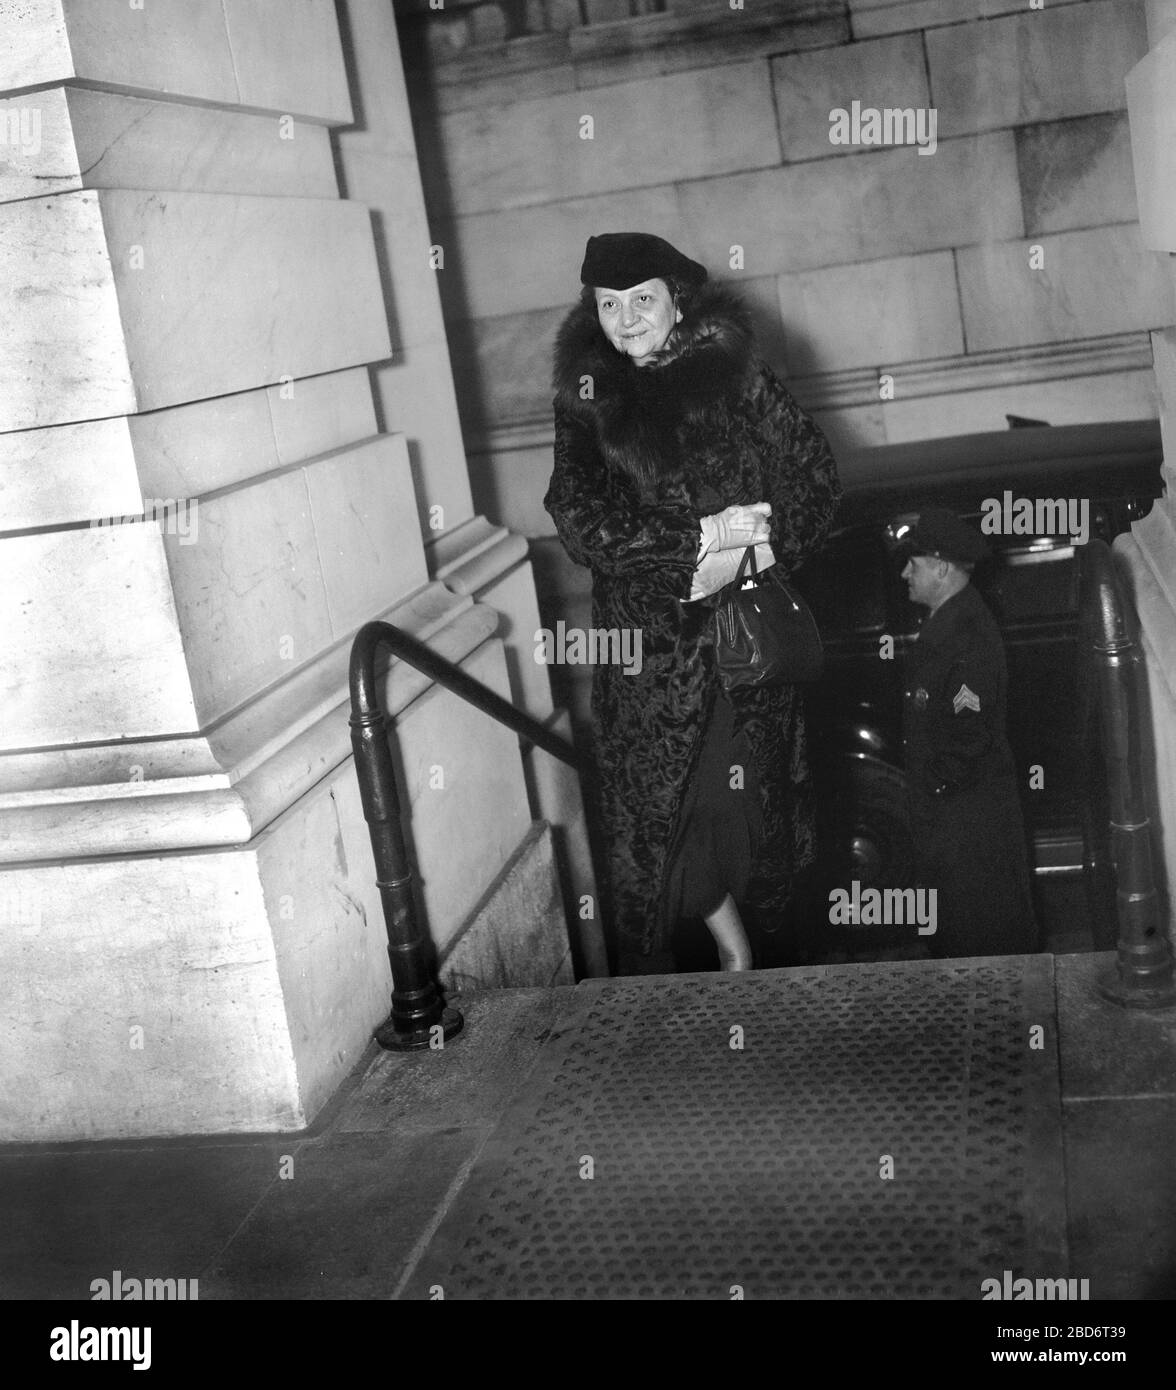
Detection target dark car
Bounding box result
[777,419,1165,962]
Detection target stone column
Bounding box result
[1119,0,1176,940]
[0,0,581,1143]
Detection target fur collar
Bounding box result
[552,282,756,489]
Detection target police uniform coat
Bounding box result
[545,283,841,959]
[903,583,1038,957]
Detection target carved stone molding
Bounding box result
[465,333,1158,457]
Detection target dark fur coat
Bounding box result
[544,283,842,959]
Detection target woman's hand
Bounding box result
[699,502,772,553]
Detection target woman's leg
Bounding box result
[704,893,754,971]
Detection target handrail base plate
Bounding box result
[375,1006,465,1052]
[1097,966,1176,1011]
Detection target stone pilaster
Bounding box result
[0,0,573,1141]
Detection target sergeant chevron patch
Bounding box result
[953,683,981,714]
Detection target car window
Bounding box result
[981,540,1080,625]
[797,529,888,634]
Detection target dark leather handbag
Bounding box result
[714,547,824,690]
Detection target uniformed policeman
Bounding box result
[898,509,1038,958]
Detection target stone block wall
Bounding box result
[399,0,1166,457]
[396,0,1172,731]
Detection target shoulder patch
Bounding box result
[953,683,981,714]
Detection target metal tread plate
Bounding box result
[402,956,1066,1300]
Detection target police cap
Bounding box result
[905,508,989,566]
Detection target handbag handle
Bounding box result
[733,545,759,587]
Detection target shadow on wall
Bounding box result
[332,0,401,425]
[392,19,486,422]
[530,535,593,736]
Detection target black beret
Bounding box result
[580,232,708,291]
[905,508,989,565]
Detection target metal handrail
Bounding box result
[1079,541,1176,1008]
[349,620,583,1050]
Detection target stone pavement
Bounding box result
[1,952,1173,1301]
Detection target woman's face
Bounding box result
[594,278,682,365]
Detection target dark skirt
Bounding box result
[662,690,763,924]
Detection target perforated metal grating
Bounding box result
[404,958,1065,1299]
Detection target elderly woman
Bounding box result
[545,233,841,974]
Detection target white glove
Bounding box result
[699,502,772,554]
[687,542,777,602]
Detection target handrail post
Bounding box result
[349,621,463,1050]
[1081,541,1176,1009]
